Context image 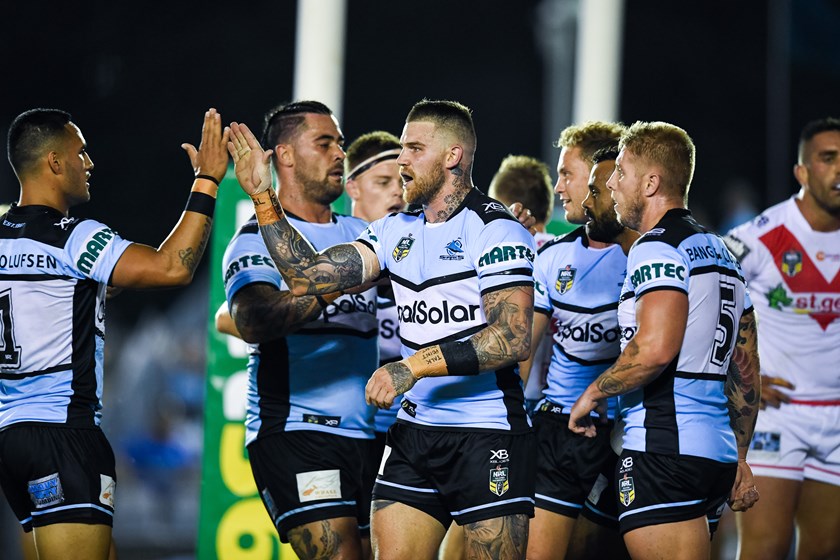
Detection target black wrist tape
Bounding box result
[439,340,480,376]
[195,174,220,186]
[185,191,216,217]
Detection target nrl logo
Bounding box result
[555,265,577,294]
[619,475,635,506]
[489,465,509,496]
[392,235,415,262]
[781,250,801,277]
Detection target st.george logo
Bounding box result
[392,235,415,262]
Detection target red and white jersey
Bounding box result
[725,197,840,401]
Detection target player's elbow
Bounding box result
[511,338,531,363]
[289,284,309,297]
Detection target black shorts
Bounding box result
[0,424,116,532]
[247,430,370,543]
[533,408,618,524]
[580,462,620,530]
[359,431,389,535]
[372,421,535,528]
[615,450,736,535]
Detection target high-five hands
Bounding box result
[227,122,273,196]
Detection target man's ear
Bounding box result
[793,163,808,188]
[276,144,294,168]
[643,171,661,197]
[445,145,464,170]
[47,151,62,175]
[345,178,361,201]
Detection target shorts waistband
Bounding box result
[789,399,840,406]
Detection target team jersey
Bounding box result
[374,288,402,433]
[618,209,750,463]
[0,205,131,429]
[533,227,626,418]
[223,213,378,445]
[358,188,535,432]
[523,231,556,402]
[724,198,840,401]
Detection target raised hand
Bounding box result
[227,122,273,196]
[181,108,230,182]
[508,202,537,235]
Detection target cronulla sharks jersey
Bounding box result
[618,209,750,462]
[358,189,535,432]
[223,213,378,445]
[374,289,402,433]
[533,228,626,418]
[725,198,840,401]
[0,205,131,429]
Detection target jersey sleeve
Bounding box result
[357,216,389,273]
[723,218,761,282]
[473,219,536,295]
[67,219,132,284]
[532,253,553,314]
[627,239,689,298]
[222,232,284,303]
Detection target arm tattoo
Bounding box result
[232,284,329,342]
[178,216,212,274]
[592,338,656,397]
[259,220,365,294]
[470,286,533,370]
[384,361,416,396]
[287,520,343,560]
[464,514,528,560]
[725,313,761,448]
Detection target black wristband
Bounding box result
[315,295,330,309]
[439,340,480,376]
[195,174,220,186]
[185,191,216,217]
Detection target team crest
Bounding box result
[392,235,415,262]
[781,250,802,277]
[555,265,577,294]
[440,238,465,261]
[489,465,509,496]
[618,475,635,506]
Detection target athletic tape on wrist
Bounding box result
[195,174,220,187]
[184,191,216,217]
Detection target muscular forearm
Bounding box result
[249,189,367,295]
[725,313,761,455]
[160,178,216,281]
[232,286,342,343]
[582,337,668,401]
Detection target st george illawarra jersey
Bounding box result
[358,188,536,432]
[618,209,751,463]
[223,213,378,445]
[533,227,627,419]
[0,205,131,429]
[725,198,840,402]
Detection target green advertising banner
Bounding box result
[197,170,295,559]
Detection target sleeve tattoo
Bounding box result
[725,312,761,449]
[470,286,533,369]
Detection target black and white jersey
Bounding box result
[358,189,535,432]
[0,205,131,429]
[618,209,751,462]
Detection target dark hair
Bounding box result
[7,108,72,176]
[406,99,476,150]
[488,155,554,224]
[261,100,333,148]
[591,147,619,165]
[345,131,401,172]
[798,117,840,163]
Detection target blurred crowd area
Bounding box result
[0,181,767,558]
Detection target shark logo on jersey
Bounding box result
[482,202,508,213]
[489,465,509,496]
[393,235,415,262]
[619,475,635,506]
[441,238,465,261]
[781,250,802,277]
[555,265,576,294]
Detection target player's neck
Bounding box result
[18,180,70,216]
[423,181,473,224]
[641,199,684,233]
[277,187,332,224]
[795,191,840,232]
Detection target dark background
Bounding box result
[2,0,839,317]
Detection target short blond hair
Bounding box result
[489,155,554,223]
[556,121,625,165]
[620,121,695,200]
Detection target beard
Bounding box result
[404,162,446,206]
[295,166,343,206]
[616,191,644,232]
[586,212,625,243]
